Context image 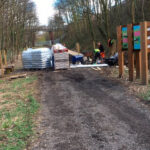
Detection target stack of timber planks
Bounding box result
[53,44,69,70]
[22,48,52,69]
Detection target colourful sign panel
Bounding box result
[133,25,141,50]
[122,27,128,50]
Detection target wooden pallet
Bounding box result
[5,65,15,74]
[0,69,5,77]
[68,50,83,56]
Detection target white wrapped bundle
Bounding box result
[22,49,32,69]
[52,43,66,50]
[22,48,52,69]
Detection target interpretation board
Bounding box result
[133,25,141,50]
[122,27,128,50]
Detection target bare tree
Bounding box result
[0,0,38,62]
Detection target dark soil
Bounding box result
[32,68,150,150]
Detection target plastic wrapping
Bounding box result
[22,48,52,69]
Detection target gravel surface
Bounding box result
[32,68,150,150]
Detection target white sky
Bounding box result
[33,0,56,25]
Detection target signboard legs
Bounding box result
[117,26,124,78]
[127,24,134,81]
[140,22,149,85]
[135,51,141,79]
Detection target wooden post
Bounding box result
[127,24,134,81]
[93,41,96,49]
[0,51,3,69]
[76,43,80,54]
[32,32,35,47]
[135,51,141,79]
[49,31,54,45]
[117,26,124,78]
[3,50,7,66]
[140,22,148,85]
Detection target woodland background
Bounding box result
[0,0,38,62]
[48,0,150,53]
[1,0,150,61]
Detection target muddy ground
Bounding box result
[32,68,150,150]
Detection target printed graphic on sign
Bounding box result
[122,27,128,50]
[133,25,141,50]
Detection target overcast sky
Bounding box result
[33,0,56,25]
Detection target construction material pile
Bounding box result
[52,44,69,70]
[22,48,52,69]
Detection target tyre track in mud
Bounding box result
[32,68,150,150]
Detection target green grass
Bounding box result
[0,79,4,84]
[2,94,11,99]
[140,90,150,101]
[0,89,6,93]
[11,76,37,91]
[139,83,150,101]
[0,96,39,150]
[0,75,39,150]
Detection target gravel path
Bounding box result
[32,68,150,150]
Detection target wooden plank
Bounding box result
[147,31,150,36]
[135,51,141,79]
[140,22,149,85]
[147,40,150,45]
[8,74,27,80]
[119,51,124,78]
[68,50,83,56]
[76,43,80,54]
[127,24,134,81]
[117,25,124,78]
[147,21,150,27]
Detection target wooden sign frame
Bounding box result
[117,21,150,85]
[140,21,149,85]
[117,24,141,82]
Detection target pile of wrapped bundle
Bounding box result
[22,48,52,69]
[52,44,69,70]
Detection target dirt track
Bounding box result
[32,68,150,150]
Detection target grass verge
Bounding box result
[140,87,150,101]
[0,75,39,150]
